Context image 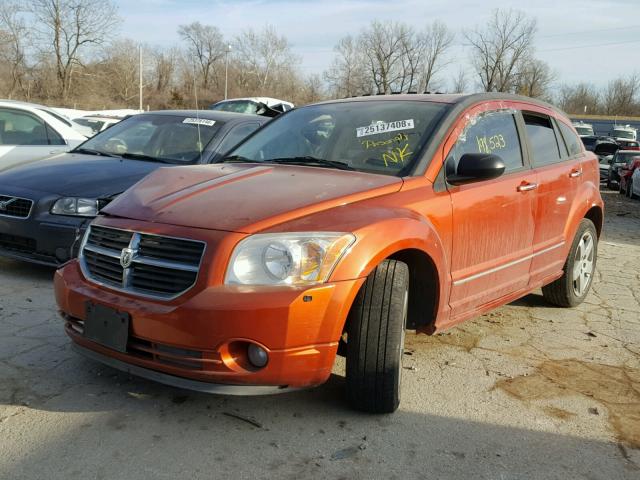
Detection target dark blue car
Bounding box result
[0,110,267,266]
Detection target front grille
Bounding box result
[0,232,36,253]
[80,225,205,299]
[0,195,33,218]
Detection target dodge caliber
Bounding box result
[55,94,603,413]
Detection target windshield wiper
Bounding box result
[219,155,263,163]
[72,147,118,158]
[267,156,355,171]
[120,153,176,164]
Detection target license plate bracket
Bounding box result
[84,303,130,353]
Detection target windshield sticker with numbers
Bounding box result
[356,119,414,138]
[183,118,216,126]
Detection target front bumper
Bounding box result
[55,260,364,390]
[0,201,89,266]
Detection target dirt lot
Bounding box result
[0,189,638,480]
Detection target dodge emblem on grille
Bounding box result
[120,247,134,268]
[0,197,17,210]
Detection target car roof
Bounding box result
[310,92,569,118]
[142,110,267,123]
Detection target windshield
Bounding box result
[611,129,636,140]
[225,100,448,176]
[78,114,223,163]
[615,152,640,163]
[574,126,593,136]
[211,101,258,114]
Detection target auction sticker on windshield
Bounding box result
[183,118,216,126]
[356,119,414,138]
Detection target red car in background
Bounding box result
[618,154,640,196]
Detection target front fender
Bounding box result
[330,215,450,328]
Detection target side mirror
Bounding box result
[448,153,506,185]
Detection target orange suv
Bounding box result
[55,94,603,413]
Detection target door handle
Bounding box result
[517,182,538,192]
[569,170,582,178]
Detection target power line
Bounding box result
[540,38,640,52]
[539,24,640,38]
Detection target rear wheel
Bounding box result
[542,219,597,307]
[345,259,409,413]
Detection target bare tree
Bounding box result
[602,74,640,116]
[152,46,179,93]
[0,1,30,98]
[178,22,226,90]
[359,21,409,94]
[324,35,369,97]
[556,83,601,114]
[234,25,298,92]
[465,9,536,92]
[451,68,468,93]
[515,58,555,99]
[29,0,120,99]
[420,20,454,92]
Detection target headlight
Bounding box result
[225,233,355,286]
[50,197,98,217]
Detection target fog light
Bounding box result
[247,344,269,368]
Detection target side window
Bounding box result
[558,121,583,157]
[45,124,66,145]
[217,123,261,155]
[0,108,50,146]
[524,113,562,166]
[448,110,524,174]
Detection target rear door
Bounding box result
[527,115,580,285]
[446,106,537,319]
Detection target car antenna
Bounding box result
[192,63,203,164]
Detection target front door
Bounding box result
[446,107,537,320]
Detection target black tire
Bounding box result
[345,259,409,414]
[542,219,597,308]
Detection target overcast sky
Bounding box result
[114,0,640,90]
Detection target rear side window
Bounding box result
[448,110,524,173]
[216,122,261,155]
[524,114,562,166]
[558,122,583,157]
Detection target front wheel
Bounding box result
[345,259,409,413]
[542,219,597,307]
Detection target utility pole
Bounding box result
[139,44,143,111]
[224,44,232,100]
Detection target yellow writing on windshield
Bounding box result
[361,133,408,150]
[381,143,413,167]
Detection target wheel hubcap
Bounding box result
[572,231,595,297]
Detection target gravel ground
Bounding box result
[0,189,638,480]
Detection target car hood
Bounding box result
[0,153,164,197]
[102,164,403,233]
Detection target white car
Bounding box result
[72,115,124,136]
[0,100,87,170]
[209,97,294,116]
[630,167,640,200]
